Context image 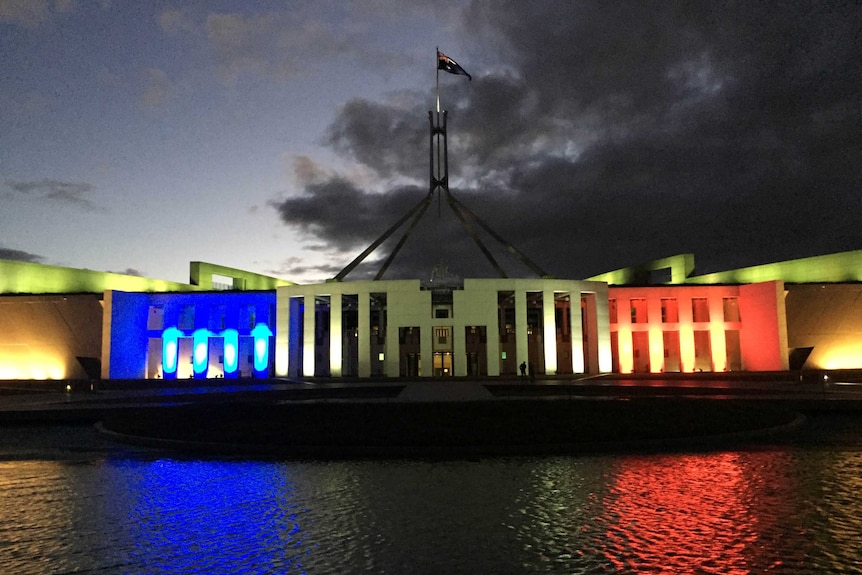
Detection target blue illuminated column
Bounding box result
[192,328,212,378]
[161,327,182,380]
[222,328,239,379]
[251,323,273,378]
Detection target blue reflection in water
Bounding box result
[112,459,312,574]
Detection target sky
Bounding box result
[2,1,861,285]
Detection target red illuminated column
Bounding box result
[618,326,634,374]
[709,296,727,371]
[648,298,664,373]
[679,296,695,372]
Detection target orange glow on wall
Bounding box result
[0,349,67,380]
[817,341,862,370]
[679,322,695,372]
[710,322,727,371]
[649,326,664,373]
[618,326,633,373]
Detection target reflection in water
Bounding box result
[602,453,779,573]
[118,460,311,573]
[1,426,862,573]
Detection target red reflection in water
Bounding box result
[599,452,781,574]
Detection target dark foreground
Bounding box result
[99,399,805,458]
[4,376,862,458]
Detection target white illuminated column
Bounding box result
[330,293,342,377]
[570,294,585,374]
[515,290,528,370]
[542,289,557,375]
[303,294,315,377]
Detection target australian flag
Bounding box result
[437,50,472,81]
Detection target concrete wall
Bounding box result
[0,294,103,380]
[785,283,862,370]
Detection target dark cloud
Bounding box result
[273,1,862,280]
[325,98,427,179]
[5,179,105,212]
[271,177,424,252]
[110,268,144,277]
[0,247,45,263]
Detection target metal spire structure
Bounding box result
[333,51,549,282]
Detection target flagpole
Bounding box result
[436,47,440,113]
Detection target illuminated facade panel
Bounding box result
[102,290,276,380]
[607,282,787,373]
[277,278,610,379]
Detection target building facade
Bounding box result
[2,251,862,382]
[275,278,611,379]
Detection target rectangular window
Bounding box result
[208,304,226,330]
[178,305,195,330]
[239,305,256,329]
[661,299,679,323]
[630,299,648,323]
[436,327,449,344]
[211,274,234,291]
[609,299,618,324]
[723,298,741,322]
[435,309,449,319]
[147,305,164,330]
[692,298,710,322]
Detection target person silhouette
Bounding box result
[519,361,527,378]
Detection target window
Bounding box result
[661,299,679,323]
[692,298,710,322]
[436,327,449,344]
[609,299,618,323]
[723,298,741,322]
[435,309,449,319]
[630,299,648,323]
[239,305,256,329]
[178,305,195,330]
[208,305,226,330]
[147,306,164,330]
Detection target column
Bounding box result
[709,295,727,371]
[303,291,316,377]
[454,323,467,377]
[329,291,342,377]
[275,288,290,376]
[679,296,695,372]
[648,296,664,373]
[570,293,584,373]
[515,289,529,369]
[542,289,557,374]
[357,292,371,377]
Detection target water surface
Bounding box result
[0,417,860,574]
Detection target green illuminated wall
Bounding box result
[0,259,295,295]
[0,259,200,295]
[587,254,695,285]
[685,250,862,285]
[189,262,294,290]
[587,249,862,286]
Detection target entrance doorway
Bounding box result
[433,351,453,376]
